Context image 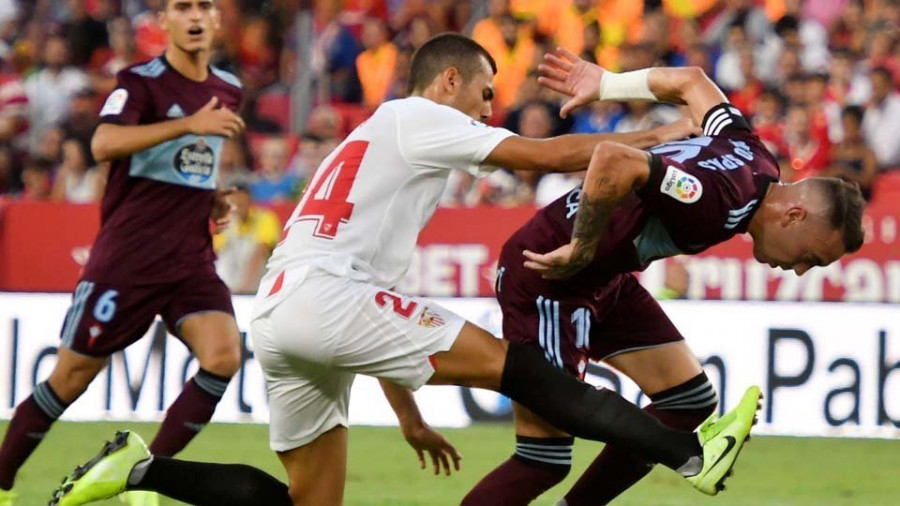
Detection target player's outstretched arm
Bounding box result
[538,47,727,126]
[523,142,651,279]
[484,118,698,173]
[378,379,462,476]
[91,96,246,162]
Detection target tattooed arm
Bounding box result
[523,142,652,279]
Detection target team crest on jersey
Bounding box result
[418,307,445,328]
[173,137,215,184]
[660,165,702,204]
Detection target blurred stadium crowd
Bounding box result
[0,0,897,292]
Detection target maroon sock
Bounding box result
[462,436,572,506]
[563,373,718,506]
[148,369,230,456]
[0,382,68,490]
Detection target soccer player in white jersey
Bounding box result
[52,34,761,506]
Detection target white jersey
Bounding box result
[264,96,515,292]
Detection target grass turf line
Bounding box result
[2,421,898,505]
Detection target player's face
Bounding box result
[159,0,220,54]
[753,210,846,276]
[448,57,495,122]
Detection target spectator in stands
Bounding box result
[90,16,138,95]
[250,136,298,203]
[728,45,764,115]
[827,49,871,108]
[614,101,681,134]
[0,144,16,194]
[62,88,98,148]
[489,13,538,110]
[0,71,28,153]
[752,88,790,158]
[311,0,362,103]
[306,104,342,142]
[827,105,877,200]
[62,0,109,67]
[356,17,398,109]
[705,0,771,48]
[783,103,830,181]
[23,34,89,151]
[50,137,101,203]
[218,137,252,188]
[214,183,281,294]
[471,0,511,60]
[35,125,64,165]
[863,66,900,170]
[18,157,52,201]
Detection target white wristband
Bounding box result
[598,69,657,102]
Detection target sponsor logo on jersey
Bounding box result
[166,103,186,118]
[418,307,445,328]
[99,88,128,116]
[173,137,215,184]
[661,165,702,203]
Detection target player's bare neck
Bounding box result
[165,47,210,82]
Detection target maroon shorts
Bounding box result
[59,265,234,357]
[497,244,683,381]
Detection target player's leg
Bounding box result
[0,347,106,491]
[50,430,292,506]
[563,344,715,505]
[562,276,717,505]
[429,323,701,471]
[462,403,572,505]
[150,269,241,457]
[0,280,156,493]
[277,426,348,506]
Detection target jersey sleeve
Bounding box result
[98,70,151,126]
[635,153,729,237]
[701,103,753,137]
[396,101,516,176]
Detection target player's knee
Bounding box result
[198,345,241,378]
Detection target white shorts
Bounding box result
[251,267,465,452]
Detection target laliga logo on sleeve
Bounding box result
[661,165,702,203]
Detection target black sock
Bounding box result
[129,456,292,506]
[499,342,701,471]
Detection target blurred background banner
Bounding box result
[1,293,899,438]
[0,194,897,300]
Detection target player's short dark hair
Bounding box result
[810,177,866,253]
[407,33,497,94]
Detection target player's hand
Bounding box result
[653,118,701,144]
[538,47,606,119]
[211,187,237,232]
[402,421,462,476]
[187,96,246,138]
[523,241,593,279]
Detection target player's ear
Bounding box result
[442,67,461,94]
[781,206,806,227]
[156,9,167,31]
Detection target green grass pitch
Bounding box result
[4,420,899,505]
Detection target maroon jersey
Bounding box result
[84,56,242,285]
[505,103,780,294]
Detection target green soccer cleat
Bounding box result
[118,490,159,506]
[49,431,151,506]
[0,488,17,506]
[686,385,762,495]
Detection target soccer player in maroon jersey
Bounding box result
[463,48,866,505]
[0,1,245,505]
[50,36,764,506]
